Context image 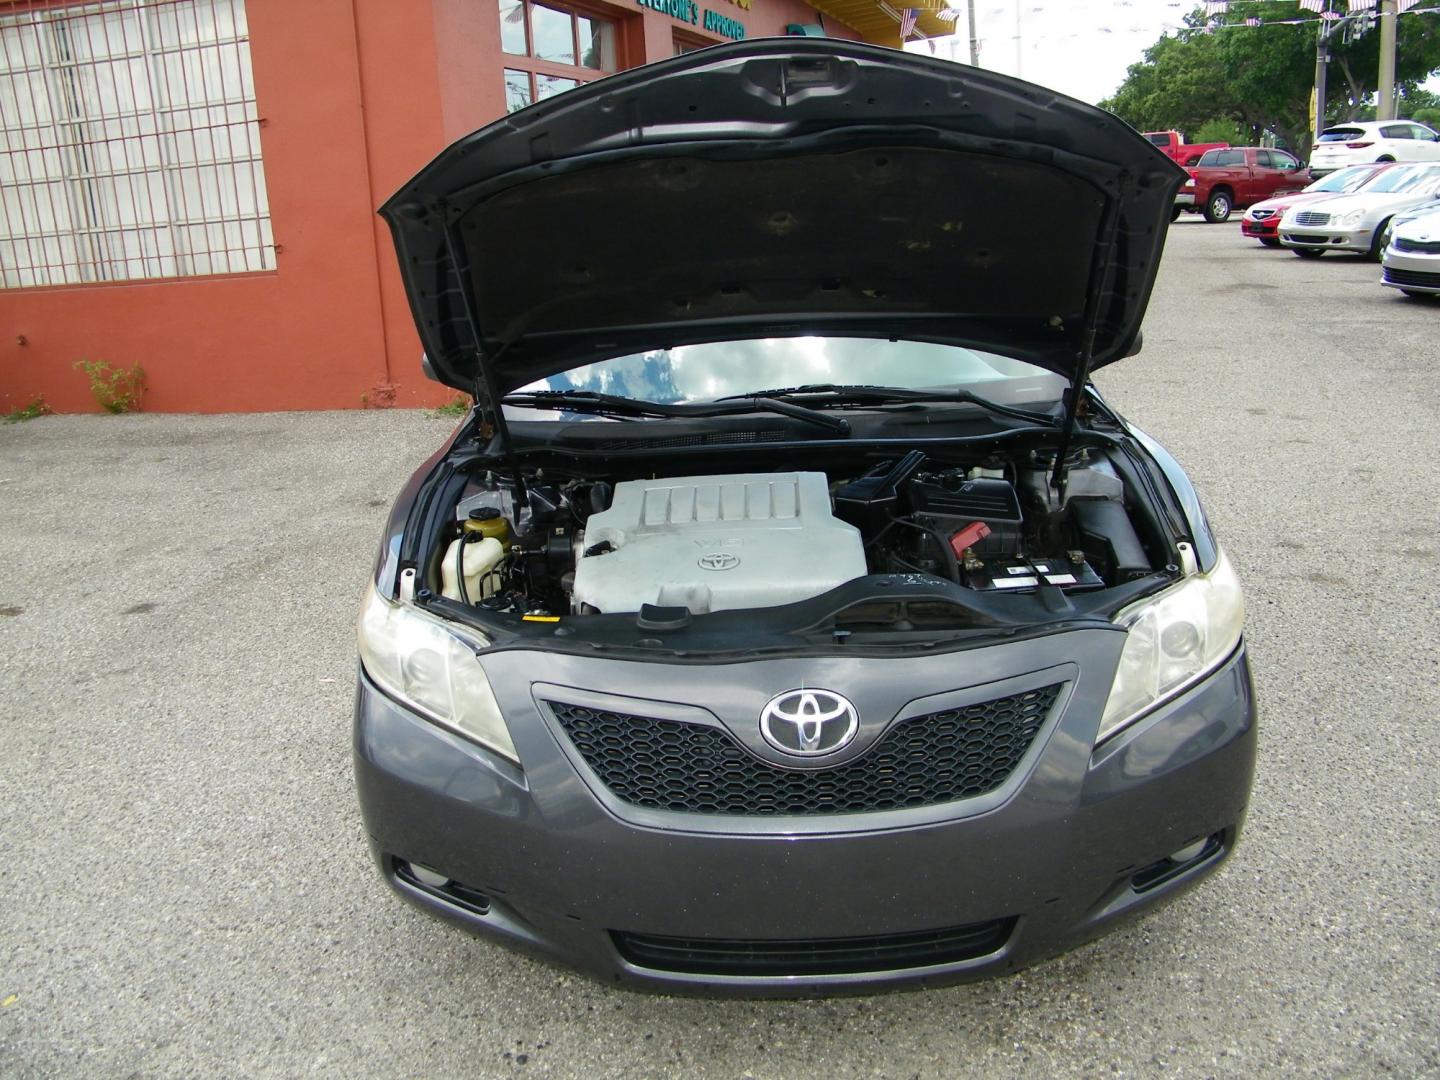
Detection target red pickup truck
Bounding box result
[1174,147,1308,223]
[1145,130,1229,167]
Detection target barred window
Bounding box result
[0,0,272,288]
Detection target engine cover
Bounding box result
[572,472,867,614]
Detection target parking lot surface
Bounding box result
[2,222,1438,1078]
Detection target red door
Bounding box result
[1254,150,1305,202]
[1208,149,1249,203]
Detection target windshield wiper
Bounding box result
[714,384,1059,427]
[501,390,850,434]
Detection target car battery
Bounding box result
[964,554,1105,592]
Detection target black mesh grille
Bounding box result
[548,684,1062,816]
[1383,266,1440,288]
[612,918,1016,976]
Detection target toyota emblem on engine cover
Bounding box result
[759,689,859,756]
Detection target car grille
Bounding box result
[1383,266,1440,288]
[612,917,1016,976]
[1392,236,1440,255]
[1249,209,1276,220]
[547,683,1063,816]
[1293,211,1330,226]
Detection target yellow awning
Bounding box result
[811,1,957,48]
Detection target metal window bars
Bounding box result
[0,0,272,288]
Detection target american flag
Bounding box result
[899,7,918,37]
[1203,1,1228,14]
[1397,0,1421,11]
[935,7,962,21]
[1298,0,1325,13]
[1245,16,1261,24]
[1347,0,1376,10]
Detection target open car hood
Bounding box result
[380,39,1185,399]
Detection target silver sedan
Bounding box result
[1279,163,1440,259]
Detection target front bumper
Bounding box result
[1241,215,1279,240]
[1280,225,1372,253]
[1381,248,1440,293]
[354,637,1257,995]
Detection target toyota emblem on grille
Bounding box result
[698,552,740,571]
[759,689,859,756]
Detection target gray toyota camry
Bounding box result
[354,39,1256,995]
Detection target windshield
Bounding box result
[1318,128,1366,142]
[1307,165,1382,193]
[1367,164,1440,194]
[510,338,1067,416]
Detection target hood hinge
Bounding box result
[470,355,526,505]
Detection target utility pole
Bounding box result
[967,0,979,66]
[1014,0,1022,78]
[1377,0,1397,120]
[1313,19,1330,146]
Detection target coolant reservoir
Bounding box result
[440,536,504,603]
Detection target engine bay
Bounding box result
[429,444,1164,622]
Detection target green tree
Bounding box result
[1191,118,1249,145]
[1102,4,1440,159]
[1101,26,1240,135]
[1398,87,1440,125]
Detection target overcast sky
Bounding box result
[904,0,1440,107]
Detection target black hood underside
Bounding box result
[380,40,1186,396]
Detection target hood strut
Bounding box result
[441,215,524,495]
[1052,192,1125,490]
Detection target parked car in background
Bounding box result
[1145,129,1229,167]
[1175,147,1307,223]
[1279,162,1440,258]
[1308,120,1440,176]
[1241,163,1393,246]
[1381,206,1440,297]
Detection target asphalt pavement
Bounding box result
[2,222,1438,1078]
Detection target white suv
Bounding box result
[1309,120,1440,176]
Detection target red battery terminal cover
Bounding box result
[948,521,992,559]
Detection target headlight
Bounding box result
[1097,549,1245,744]
[1339,209,1366,227]
[357,584,517,762]
[1184,178,1195,188]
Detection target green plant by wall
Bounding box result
[4,396,52,423]
[432,393,471,418]
[74,360,146,413]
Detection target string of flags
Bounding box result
[1193,0,1430,30]
[900,0,1437,41]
